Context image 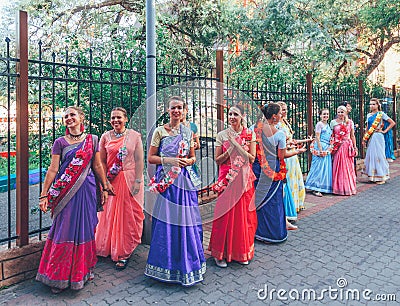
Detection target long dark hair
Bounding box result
[262,103,281,120]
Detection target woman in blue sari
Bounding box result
[362,98,395,184]
[253,103,306,243]
[305,109,333,196]
[37,106,111,293]
[145,96,206,286]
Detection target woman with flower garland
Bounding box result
[362,98,395,184]
[37,106,111,293]
[253,103,306,243]
[145,96,206,286]
[95,107,144,270]
[330,105,357,195]
[208,104,258,268]
[276,101,310,216]
[304,109,333,196]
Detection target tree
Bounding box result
[2,0,399,83]
[226,0,400,83]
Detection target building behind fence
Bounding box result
[0,12,399,249]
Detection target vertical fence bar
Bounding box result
[358,79,365,158]
[216,49,224,132]
[38,41,43,241]
[306,73,313,170]
[392,85,397,150]
[6,37,12,248]
[15,10,29,247]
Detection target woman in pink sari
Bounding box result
[37,106,110,293]
[95,107,144,270]
[330,105,358,195]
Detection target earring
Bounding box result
[65,127,69,135]
[80,123,85,132]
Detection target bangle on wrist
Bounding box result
[161,157,165,164]
[39,195,47,199]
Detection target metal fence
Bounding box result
[0,34,222,248]
[0,14,399,248]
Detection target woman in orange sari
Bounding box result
[209,104,257,268]
[95,107,145,270]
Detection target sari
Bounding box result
[305,122,333,193]
[36,135,99,290]
[330,120,356,195]
[95,130,144,262]
[363,112,390,182]
[276,121,305,212]
[208,128,257,262]
[145,125,206,286]
[383,120,396,161]
[253,130,287,243]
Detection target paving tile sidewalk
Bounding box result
[1,159,400,305]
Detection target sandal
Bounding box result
[313,191,323,197]
[115,258,129,270]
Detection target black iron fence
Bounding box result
[0,16,399,248]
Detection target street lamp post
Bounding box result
[143,0,157,244]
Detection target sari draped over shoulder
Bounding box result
[331,120,357,195]
[36,135,98,290]
[253,131,287,243]
[363,112,390,182]
[96,130,145,262]
[145,125,206,286]
[383,120,396,160]
[208,128,257,262]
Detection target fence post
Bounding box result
[216,49,224,132]
[358,80,365,159]
[15,10,29,247]
[306,73,313,170]
[392,85,397,151]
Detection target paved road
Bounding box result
[1,162,400,305]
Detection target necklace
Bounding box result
[68,132,84,141]
[168,123,180,135]
[113,129,126,138]
[229,125,243,137]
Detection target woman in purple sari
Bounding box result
[145,96,206,286]
[37,106,111,293]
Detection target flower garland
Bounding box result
[212,155,246,193]
[107,146,128,181]
[47,135,92,208]
[149,139,189,193]
[309,140,332,157]
[363,111,383,142]
[211,128,253,193]
[254,122,287,181]
[330,123,348,155]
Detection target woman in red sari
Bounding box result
[37,106,111,293]
[208,104,257,268]
[95,107,145,270]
